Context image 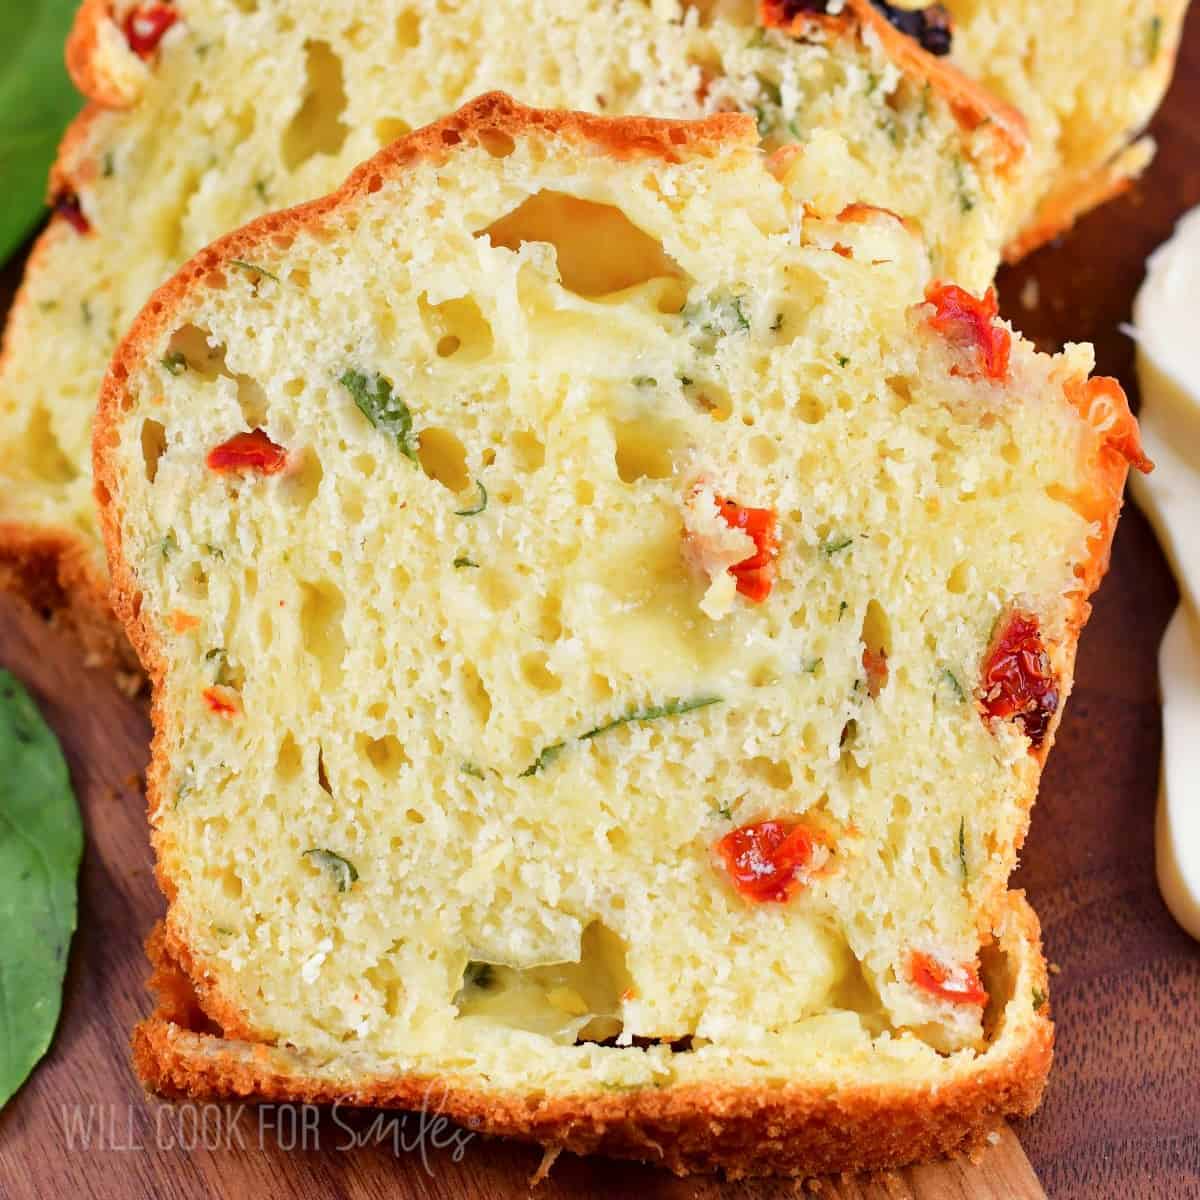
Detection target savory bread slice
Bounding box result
[945,0,1192,259]
[96,96,1146,1174]
[0,0,1027,669]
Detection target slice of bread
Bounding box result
[0,0,1027,668]
[96,96,1147,1175]
[945,0,1191,259]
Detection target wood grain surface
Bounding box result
[2,13,1200,1197]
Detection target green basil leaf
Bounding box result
[0,669,82,1108]
[303,847,358,893]
[339,369,418,462]
[0,1,83,264]
[454,480,487,517]
[580,695,723,741]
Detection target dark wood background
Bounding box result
[1,12,1199,1196]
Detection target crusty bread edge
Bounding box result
[1003,140,1156,264]
[90,95,1060,1175]
[66,0,134,108]
[0,90,133,666]
[132,892,1052,1179]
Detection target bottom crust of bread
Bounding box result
[0,522,137,678]
[1003,137,1156,264]
[132,893,1053,1178]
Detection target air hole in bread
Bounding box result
[689,384,733,422]
[745,756,794,790]
[683,0,757,27]
[461,662,493,728]
[521,651,561,694]
[316,747,333,796]
[365,955,405,1019]
[613,417,684,483]
[358,734,411,778]
[416,426,470,493]
[791,391,826,425]
[166,325,225,379]
[281,41,350,170]
[140,419,167,483]
[454,921,632,1043]
[375,117,412,147]
[839,719,870,784]
[284,449,323,508]
[510,430,546,473]
[886,376,914,415]
[157,168,207,263]
[298,579,346,690]
[276,732,303,781]
[25,406,78,484]
[394,8,421,47]
[946,561,971,594]
[419,294,494,362]
[828,950,885,1031]
[180,562,208,607]
[536,596,563,642]
[477,570,516,613]
[653,277,691,315]
[478,128,516,158]
[482,191,684,298]
[749,434,779,466]
[861,599,892,698]
[235,375,268,427]
[606,827,630,852]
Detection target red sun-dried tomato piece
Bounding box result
[924,281,1011,383]
[908,951,988,1006]
[53,192,90,235]
[202,686,239,718]
[980,611,1059,749]
[715,819,815,902]
[863,646,889,697]
[123,4,179,58]
[206,429,288,475]
[717,497,779,602]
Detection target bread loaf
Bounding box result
[95,96,1147,1175]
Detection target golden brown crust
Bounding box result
[759,0,1028,173]
[46,101,110,201]
[0,522,138,674]
[131,1026,1049,1178]
[1063,374,1151,596]
[65,0,130,108]
[132,899,1051,1179]
[1003,143,1153,263]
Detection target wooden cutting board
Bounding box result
[3,12,1200,1194]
